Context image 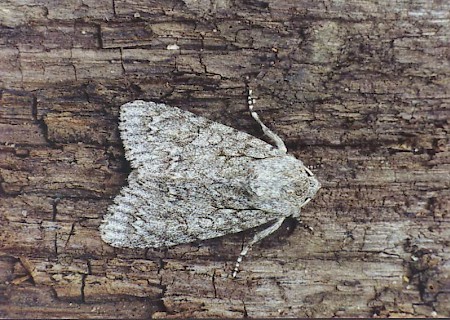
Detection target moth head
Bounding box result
[248,156,320,207]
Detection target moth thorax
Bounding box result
[248,156,311,200]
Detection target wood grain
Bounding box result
[0,0,449,318]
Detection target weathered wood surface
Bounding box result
[0,0,449,318]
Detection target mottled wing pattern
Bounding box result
[100,100,318,249]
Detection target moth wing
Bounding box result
[117,100,282,170]
[101,172,286,248]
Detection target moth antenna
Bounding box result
[304,166,314,177]
[248,89,287,153]
[232,217,286,278]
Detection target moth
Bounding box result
[100,91,320,277]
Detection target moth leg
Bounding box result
[232,217,286,278]
[248,89,288,153]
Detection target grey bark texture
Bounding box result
[0,0,449,318]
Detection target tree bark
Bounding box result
[1,0,449,318]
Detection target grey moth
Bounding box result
[100,92,320,276]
